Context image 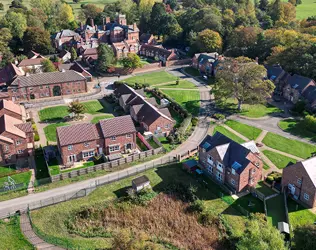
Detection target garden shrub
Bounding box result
[266,176,274,184]
[191,117,199,126]
[187,199,205,213]
[213,113,225,120]
[291,100,307,115]
[164,182,197,202]
[34,132,40,142]
[126,188,157,206]
[302,115,316,132]
[199,210,219,226]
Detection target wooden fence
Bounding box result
[51,148,163,182]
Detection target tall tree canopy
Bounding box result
[96,44,115,73]
[23,27,52,54]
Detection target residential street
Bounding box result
[0,67,212,218]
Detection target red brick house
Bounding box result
[192,53,220,76]
[139,45,178,65]
[139,33,157,45]
[0,63,23,87]
[115,84,175,136]
[0,102,34,165]
[57,115,136,165]
[199,132,263,193]
[58,62,93,82]
[282,157,316,208]
[52,29,81,51]
[7,70,87,102]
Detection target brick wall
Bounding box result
[104,132,136,155]
[147,116,174,136]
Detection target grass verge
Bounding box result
[262,150,297,169]
[225,120,262,140]
[213,125,246,143]
[44,123,69,142]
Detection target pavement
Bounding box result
[0,66,212,218]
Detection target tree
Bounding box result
[3,11,27,38]
[96,44,115,73]
[57,3,75,29]
[259,0,269,11]
[68,100,85,118]
[0,3,4,10]
[0,28,12,54]
[293,225,316,250]
[70,47,78,62]
[81,4,102,20]
[149,2,167,37]
[196,29,222,53]
[120,53,142,69]
[23,27,52,54]
[213,57,275,111]
[41,59,56,72]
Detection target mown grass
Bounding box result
[162,89,200,115]
[266,195,286,227]
[90,114,114,124]
[213,125,246,144]
[158,80,197,89]
[82,100,110,115]
[0,216,33,250]
[0,165,16,175]
[44,123,69,142]
[288,198,316,229]
[31,164,248,249]
[256,181,276,196]
[278,119,316,142]
[183,67,201,77]
[225,120,262,140]
[262,132,316,159]
[0,171,31,187]
[39,106,69,121]
[262,150,297,169]
[124,71,177,86]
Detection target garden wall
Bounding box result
[50,148,164,182]
[166,59,192,67]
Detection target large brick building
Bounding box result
[199,132,263,193]
[282,157,316,208]
[115,84,175,136]
[0,100,34,165]
[7,70,87,102]
[57,115,137,165]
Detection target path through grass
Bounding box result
[225,120,262,140]
[213,125,246,144]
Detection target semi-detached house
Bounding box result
[57,115,137,165]
[199,132,263,193]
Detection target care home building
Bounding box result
[199,132,263,193]
[282,157,316,208]
[7,70,87,102]
[57,115,137,165]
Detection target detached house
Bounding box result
[199,132,263,193]
[57,115,137,165]
[115,84,175,136]
[192,52,220,76]
[139,45,178,65]
[282,157,316,208]
[283,74,316,103]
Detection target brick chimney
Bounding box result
[133,22,138,31]
[80,22,83,30]
[90,18,94,27]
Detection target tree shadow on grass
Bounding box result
[280,119,316,142]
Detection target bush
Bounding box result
[126,188,157,206]
[213,113,225,120]
[199,210,218,226]
[164,182,197,202]
[266,176,274,184]
[291,100,306,114]
[187,199,205,213]
[0,3,4,10]
[34,132,40,142]
[191,117,199,126]
[302,115,316,132]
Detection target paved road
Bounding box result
[0,67,212,218]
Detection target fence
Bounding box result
[50,148,164,182]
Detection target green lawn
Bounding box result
[262,150,297,169]
[136,137,148,151]
[48,158,60,176]
[30,164,248,249]
[162,89,200,115]
[0,165,16,175]
[233,193,265,215]
[213,125,246,144]
[225,120,262,140]
[158,80,197,89]
[256,181,276,196]
[262,132,316,159]
[65,0,116,16]
[147,137,160,149]
[0,171,31,187]
[35,152,50,180]
[39,106,69,121]
[90,114,115,124]
[44,123,69,142]
[61,161,94,173]
[292,0,316,19]
[288,198,316,229]
[266,195,286,227]
[158,137,175,152]
[82,100,111,115]
[278,119,316,142]
[0,216,33,250]
[183,67,201,77]
[124,71,177,86]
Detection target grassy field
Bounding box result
[162,89,200,115]
[225,120,262,140]
[82,100,112,115]
[262,132,316,159]
[44,123,69,142]
[213,125,246,144]
[65,0,116,16]
[90,114,114,124]
[39,106,69,121]
[158,80,197,89]
[293,0,316,19]
[278,119,316,142]
[288,198,316,229]
[30,164,248,249]
[124,71,177,86]
[262,150,297,169]
[0,216,33,250]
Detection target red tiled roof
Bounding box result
[0,99,21,115]
[99,115,136,138]
[15,122,33,133]
[57,123,100,146]
[0,63,23,85]
[0,114,26,138]
[18,58,45,67]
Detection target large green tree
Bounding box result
[41,59,56,72]
[293,225,316,250]
[2,11,27,38]
[213,57,275,111]
[195,29,222,53]
[96,44,115,73]
[23,27,52,54]
[120,53,142,69]
[68,100,85,118]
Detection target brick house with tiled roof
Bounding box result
[282,157,316,208]
[115,84,175,136]
[139,45,178,65]
[57,115,136,165]
[0,101,34,165]
[7,70,87,102]
[0,63,24,88]
[199,132,263,193]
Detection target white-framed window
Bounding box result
[165,124,170,129]
[250,178,254,184]
[16,140,21,145]
[84,142,89,147]
[252,168,256,173]
[157,126,161,131]
[111,136,116,141]
[5,145,9,151]
[231,179,235,186]
[68,145,73,150]
[109,145,120,152]
[126,134,131,138]
[46,86,49,89]
[7,154,11,159]
[304,193,309,201]
[232,169,236,175]
[82,151,94,158]
[207,166,213,174]
[297,178,302,185]
[17,149,23,154]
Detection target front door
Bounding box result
[53,86,61,96]
[126,143,132,151]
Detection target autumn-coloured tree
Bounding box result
[196,29,222,53]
